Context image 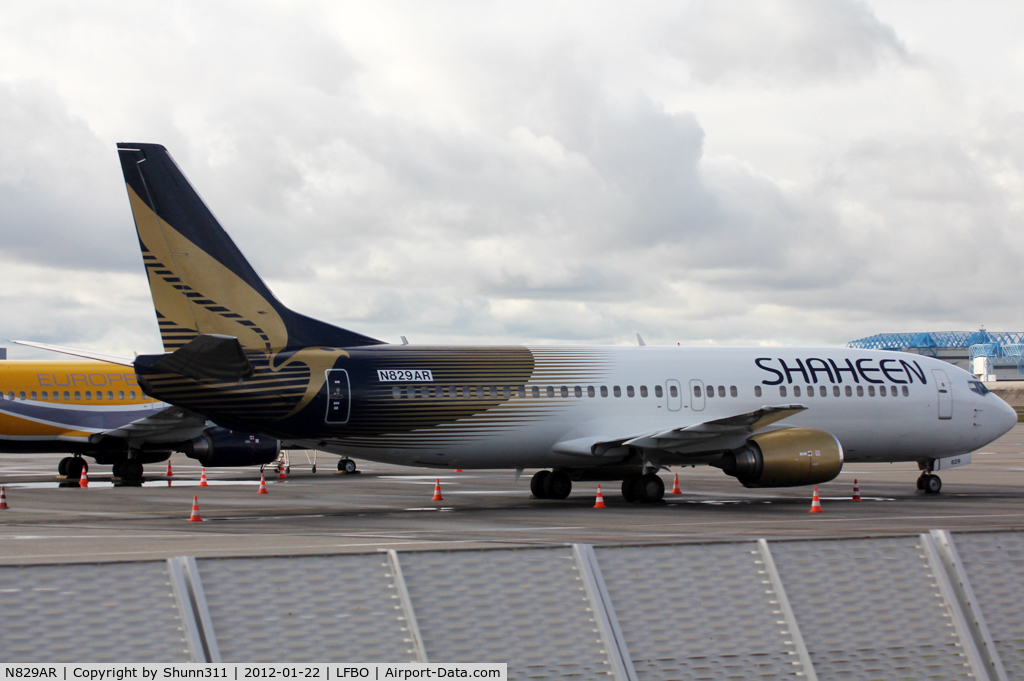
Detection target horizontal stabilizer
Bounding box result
[149,334,254,381]
[9,340,134,366]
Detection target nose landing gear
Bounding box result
[917,473,942,494]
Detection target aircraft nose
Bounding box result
[997,397,1019,435]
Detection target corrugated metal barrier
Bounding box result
[4,530,1024,680]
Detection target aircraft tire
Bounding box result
[530,470,550,499]
[65,458,85,480]
[121,461,143,482]
[338,458,357,474]
[58,457,73,476]
[621,476,639,503]
[638,473,665,503]
[924,474,942,494]
[112,461,123,479]
[543,470,572,500]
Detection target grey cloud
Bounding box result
[666,0,911,84]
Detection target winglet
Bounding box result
[637,333,646,346]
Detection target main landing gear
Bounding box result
[337,458,358,474]
[530,470,572,500]
[58,456,88,480]
[621,473,665,504]
[917,472,942,494]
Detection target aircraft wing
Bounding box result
[9,340,134,366]
[90,406,210,445]
[551,405,808,457]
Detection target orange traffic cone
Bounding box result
[431,478,444,501]
[852,479,862,501]
[199,468,209,487]
[0,486,8,509]
[188,495,203,522]
[78,467,89,488]
[166,460,174,477]
[671,473,682,494]
[257,473,268,494]
[593,484,606,508]
[809,486,823,513]
[277,462,287,480]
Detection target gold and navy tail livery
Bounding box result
[117,143,383,354]
[119,142,1018,499]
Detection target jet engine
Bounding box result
[716,427,843,488]
[181,427,280,467]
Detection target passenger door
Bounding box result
[689,379,705,412]
[325,369,351,424]
[932,369,952,420]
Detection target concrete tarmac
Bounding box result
[2,426,1024,564]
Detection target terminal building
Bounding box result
[848,329,1024,382]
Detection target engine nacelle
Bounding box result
[181,428,280,467]
[718,427,843,488]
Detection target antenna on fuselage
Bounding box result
[401,336,409,345]
[636,333,646,346]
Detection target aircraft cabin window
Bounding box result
[640,386,648,398]
[857,386,864,397]
[95,391,102,401]
[74,391,81,400]
[600,386,608,397]
[118,391,125,400]
[880,386,887,397]
[85,391,92,400]
[547,386,555,398]
[393,387,401,399]
[819,386,827,397]
[718,385,726,398]
[892,388,898,398]
[42,391,48,400]
[868,386,876,397]
[845,386,853,397]
[573,386,582,398]
[64,391,71,400]
[30,391,36,400]
[730,386,737,397]
[627,386,635,397]
[107,391,113,400]
[561,386,569,398]
[902,386,909,396]
[587,386,595,398]
[614,386,622,397]
[669,385,678,398]
[780,386,787,397]
[754,386,762,397]
[694,385,702,398]
[655,385,663,398]
[833,386,840,397]
[18,391,25,400]
[518,386,526,398]
[806,386,813,397]
[532,386,540,398]
[794,386,801,397]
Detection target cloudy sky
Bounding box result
[0,1,1021,357]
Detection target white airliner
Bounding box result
[31,143,1020,503]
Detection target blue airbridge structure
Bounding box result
[848,330,1024,375]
